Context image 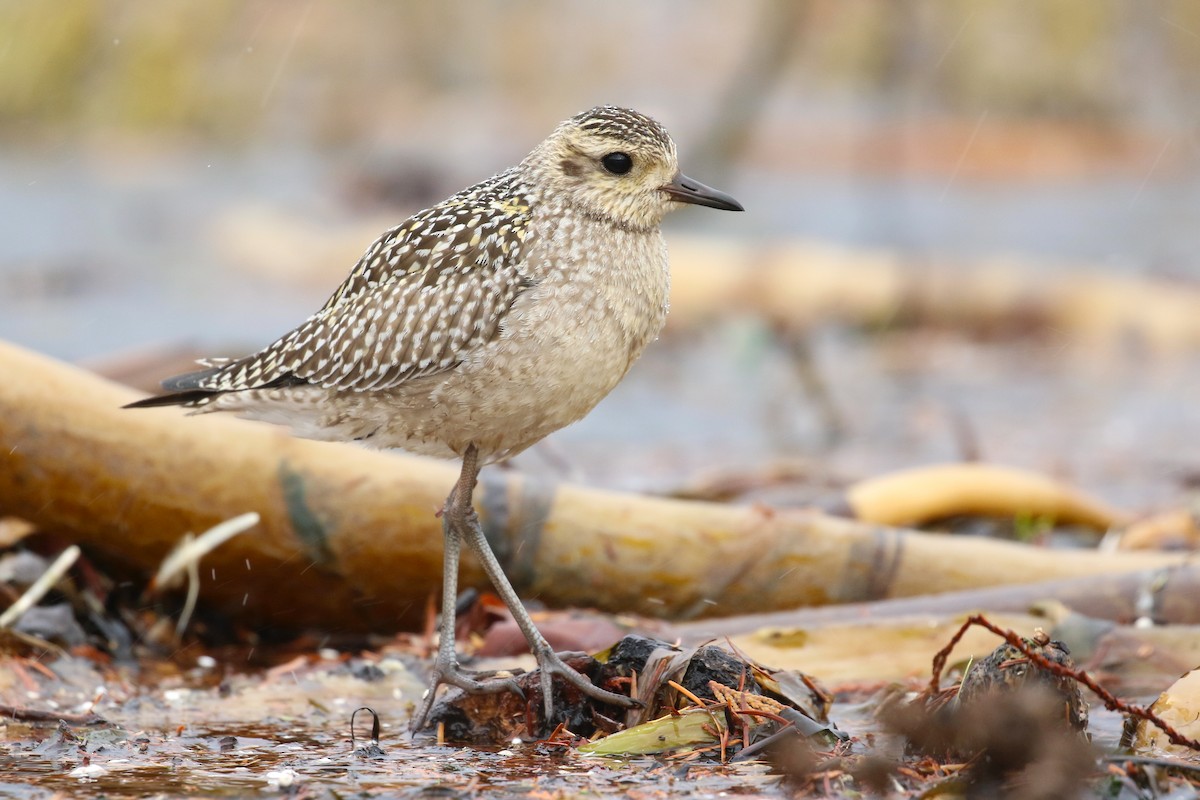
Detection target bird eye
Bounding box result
[600,152,633,175]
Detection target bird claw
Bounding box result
[410,659,524,732]
[411,646,641,734]
[531,645,641,721]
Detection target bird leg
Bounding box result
[411,444,638,731]
[459,506,640,719]
[409,448,522,732]
[453,447,639,720]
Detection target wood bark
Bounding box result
[0,341,1185,632]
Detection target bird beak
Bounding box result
[661,173,744,211]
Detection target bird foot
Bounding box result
[410,647,641,734]
[531,644,641,721]
[410,658,524,732]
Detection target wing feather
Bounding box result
[197,170,536,394]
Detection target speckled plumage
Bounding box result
[129,105,743,729]
[135,106,739,463]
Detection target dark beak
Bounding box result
[662,173,744,212]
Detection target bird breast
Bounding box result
[510,207,670,385]
[424,208,671,458]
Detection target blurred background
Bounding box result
[3,0,1200,510]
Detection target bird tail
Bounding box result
[123,366,225,409]
[122,366,307,409]
[123,389,220,409]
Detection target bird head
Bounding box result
[525,105,743,232]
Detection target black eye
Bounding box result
[600,152,633,175]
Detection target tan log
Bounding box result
[844,463,1130,530]
[0,340,1184,632]
[666,238,1200,351]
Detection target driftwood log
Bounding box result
[666,238,1200,350]
[844,463,1129,530]
[676,565,1200,639]
[0,340,1185,632]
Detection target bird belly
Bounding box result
[382,241,668,460]
[211,234,670,462]
[207,314,654,462]
[381,291,662,459]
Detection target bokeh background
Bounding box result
[4,0,1200,509]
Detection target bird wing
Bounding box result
[195,172,536,394]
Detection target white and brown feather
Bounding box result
[136,105,690,462]
[190,170,536,396]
